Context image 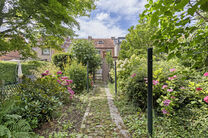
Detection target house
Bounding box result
[62,36,125,59]
[0,36,125,62]
[62,36,125,81]
[0,51,20,61]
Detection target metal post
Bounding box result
[87,61,89,92]
[147,48,153,137]
[115,60,117,96]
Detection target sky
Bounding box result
[76,0,148,38]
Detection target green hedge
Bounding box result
[52,53,72,70]
[0,61,46,84]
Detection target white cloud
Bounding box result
[76,16,127,38]
[75,0,148,38]
[96,13,110,21]
[96,0,147,16]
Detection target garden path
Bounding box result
[79,83,130,138]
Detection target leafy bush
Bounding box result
[17,73,71,128]
[52,53,71,70]
[64,61,87,93]
[31,62,60,78]
[0,97,36,138]
[113,55,208,114]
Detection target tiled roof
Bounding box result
[62,37,115,49]
[0,51,20,61]
[92,39,115,49]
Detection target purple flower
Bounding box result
[167,89,173,92]
[173,75,177,78]
[66,80,73,83]
[180,86,185,89]
[162,109,168,114]
[57,80,61,84]
[45,70,49,74]
[57,71,62,75]
[41,73,47,76]
[163,100,171,106]
[61,76,68,80]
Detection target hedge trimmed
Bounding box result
[0,61,46,84]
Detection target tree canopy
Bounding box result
[140,0,208,68]
[0,0,95,57]
[71,39,101,73]
[119,22,157,60]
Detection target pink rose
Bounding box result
[167,89,173,92]
[131,73,136,78]
[153,80,159,85]
[169,68,176,72]
[162,85,168,89]
[204,72,208,77]
[204,96,208,103]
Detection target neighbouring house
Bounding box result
[32,47,55,61]
[62,36,125,81]
[62,36,125,59]
[0,51,20,61]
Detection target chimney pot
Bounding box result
[88,36,92,41]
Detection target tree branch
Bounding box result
[195,10,208,22]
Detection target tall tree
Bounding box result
[71,39,101,74]
[119,22,157,60]
[0,0,95,57]
[141,0,208,68]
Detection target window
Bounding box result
[97,40,104,44]
[97,50,101,54]
[42,48,50,55]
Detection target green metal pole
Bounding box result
[87,61,89,93]
[147,48,153,137]
[115,60,117,96]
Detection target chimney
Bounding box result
[111,37,115,40]
[88,36,92,41]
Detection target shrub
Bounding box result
[31,62,60,78]
[52,53,72,70]
[17,74,71,128]
[0,97,36,137]
[64,61,87,93]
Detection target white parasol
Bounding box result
[18,61,23,78]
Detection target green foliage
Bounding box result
[52,53,72,70]
[119,22,157,60]
[0,0,96,57]
[0,61,46,84]
[0,97,37,138]
[105,51,114,69]
[71,39,101,73]
[18,75,70,128]
[30,62,60,78]
[141,0,208,68]
[64,61,87,93]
